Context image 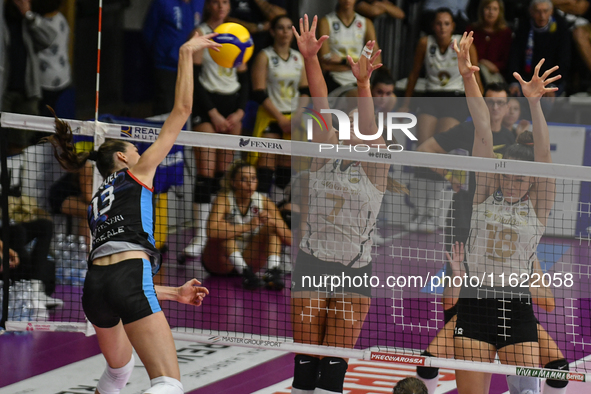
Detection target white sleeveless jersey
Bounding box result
[325,12,367,87]
[226,191,264,250]
[263,47,303,114]
[424,34,464,91]
[198,24,240,94]
[466,191,545,287]
[300,159,385,268]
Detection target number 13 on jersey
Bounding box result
[91,185,115,220]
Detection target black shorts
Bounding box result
[82,258,161,328]
[418,91,469,122]
[192,91,240,126]
[454,287,538,349]
[291,250,373,297]
[49,172,81,214]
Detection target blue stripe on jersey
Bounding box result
[142,258,161,313]
[140,187,156,246]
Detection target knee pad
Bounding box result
[96,355,135,394]
[316,357,348,393]
[506,375,540,394]
[416,351,439,380]
[292,355,320,391]
[144,376,183,394]
[545,359,569,388]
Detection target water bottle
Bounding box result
[22,281,34,322]
[11,282,24,321]
[77,236,88,270]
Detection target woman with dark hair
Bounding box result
[452,31,564,394]
[185,0,251,259]
[202,160,292,290]
[249,14,309,199]
[466,0,512,85]
[44,33,219,394]
[393,377,428,394]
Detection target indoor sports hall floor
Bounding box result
[1,228,590,393]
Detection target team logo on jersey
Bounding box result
[349,168,361,184]
[252,206,259,214]
[333,22,340,31]
[429,45,437,55]
[438,71,451,86]
[356,21,363,29]
[272,56,279,66]
[493,189,504,202]
[293,55,298,62]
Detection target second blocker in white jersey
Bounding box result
[466,190,545,288]
[424,34,464,91]
[198,24,240,95]
[325,12,367,87]
[300,159,385,268]
[226,190,264,251]
[262,46,303,114]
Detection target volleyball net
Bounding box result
[1,96,591,381]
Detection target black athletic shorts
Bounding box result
[418,91,469,122]
[49,172,81,214]
[454,286,538,349]
[291,249,373,297]
[192,91,240,126]
[82,258,162,328]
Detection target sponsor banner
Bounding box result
[0,340,285,394]
[253,360,457,394]
[515,367,585,382]
[120,125,160,141]
[370,352,425,366]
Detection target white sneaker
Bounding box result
[371,232,385,245]
[31,280,64,309]
[184,236,206,257]
[407,214,424,232]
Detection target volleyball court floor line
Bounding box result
[1,229,590,392]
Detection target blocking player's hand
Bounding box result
[445,242,465,278]
[293,15,328,60]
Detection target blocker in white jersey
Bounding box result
[466,190,544,287]
[262,46,304,114]
[300,158,385,269]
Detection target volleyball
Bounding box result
[208,23,254,68]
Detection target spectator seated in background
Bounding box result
[554,0,591,79]
[419,0,470,34]
[318,0,381,95]
[48,155,93,244]
[466,0,512,85]
[226,0,287,58]
[143,0,204,116]
[202,161,291,291]
[33,0,72,118]
[2,152,63,312]
[249,15,309,202]
[507,0,571,97]
[503,97,531,138]
[184,0,250,259]
[355,0,405,21]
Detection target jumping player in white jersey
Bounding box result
[44,32,220,394]
[289,15,405,394]
[453,31,564,394]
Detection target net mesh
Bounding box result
[1,99,591,381]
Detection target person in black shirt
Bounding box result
[417,82,515,244]
[44,33,220,394]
